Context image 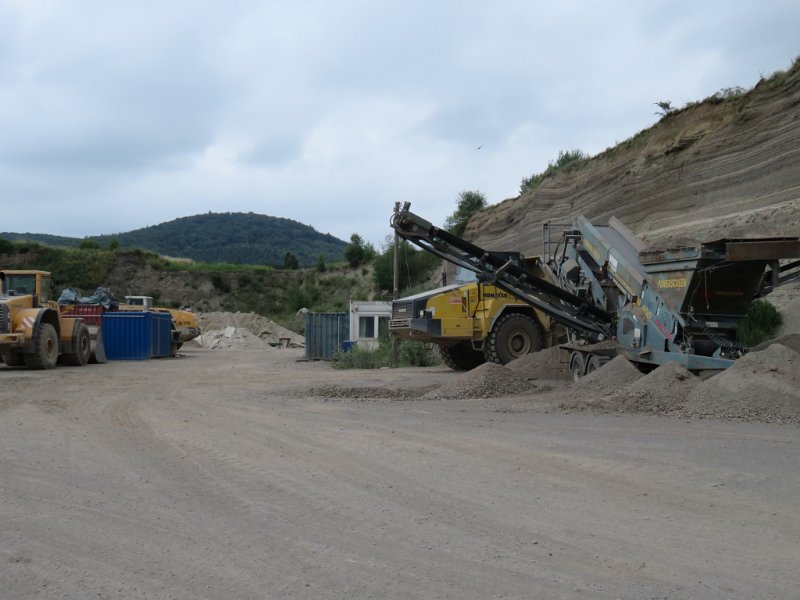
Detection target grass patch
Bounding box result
[738,299,783,347]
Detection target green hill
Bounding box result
[0,212,347,267]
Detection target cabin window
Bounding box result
[622,317,635,335]
[359,316,376,338]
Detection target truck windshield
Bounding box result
[5,274,37,296]
[454,266,477,284]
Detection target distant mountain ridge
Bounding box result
[0,212,347,267]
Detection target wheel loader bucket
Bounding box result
[88,326,107,364]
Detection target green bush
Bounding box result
[444,190,487,236]
[283,252,299,270]
[0,238,16,254]
[399,340,440,367]
[332,344,387,369]
[79,238,102,250]
[332,330,440,369]
[343,233,377,267]
[520,149,589,193]
[737,299,783,346]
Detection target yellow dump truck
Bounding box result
[390,253,560,370]
[0,270,92,369]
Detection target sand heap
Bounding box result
[683,343,800,423]
[507,346,571,380]
[194,311,305,351]
[423,362,536,400]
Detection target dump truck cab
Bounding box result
[0,270,91,369]
[390,252,557,370]
[123,295,155,310]
[121,295,201,346]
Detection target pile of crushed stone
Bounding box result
[304,385,428,401]
[196,326,270,351]
[683,343,800,423]
[575,355,642,394]
[753,333,800,355]
[778,298,800,336]
[423,362,537,400]
[194,311,304,350]
[507,346,571,380]
[570,362,701,414]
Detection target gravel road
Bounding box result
[2,348,799,599]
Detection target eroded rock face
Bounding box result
[465,65,800,256]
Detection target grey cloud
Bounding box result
[0,1,797,248]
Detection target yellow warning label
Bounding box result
[656,277,687,289]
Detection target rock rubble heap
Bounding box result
[193,311,305,351]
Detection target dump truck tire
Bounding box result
[485,313,543,364]
[570,352,586,382]
[61,324,91,366]
[23,323,59,370]
[438,342,485,371]
[585,354,604,376]
[1,351,25,367]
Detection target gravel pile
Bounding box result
[778,298,800,336]
[597,362,701,414]
[753,333,800,355]
[575,355,642,393]
[305,385,425,401]
[507,346,571,380]
[197,326,270,351]
[423,362,536,400]
[194,311,304,350]
[683,343,800,423]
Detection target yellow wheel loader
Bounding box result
[0,270,92,369]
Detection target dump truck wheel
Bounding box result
[438,342,485,371]
[585,354,603,375]
[570,352,586,382]
[1,351,25,367]
[23,323,59,370]
[61,324,91,366]
[485,313,543,364]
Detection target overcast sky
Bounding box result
[1,1,798,248]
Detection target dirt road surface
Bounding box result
[2,348,799,599]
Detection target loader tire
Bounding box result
[438,342,485,371]
[23,323,59,370]
[1,351,25,367]
[484,313,543,365]
[61,324,91,366]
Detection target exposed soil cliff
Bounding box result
[465,61,800,257]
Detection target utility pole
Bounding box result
[393,201,401,300]
[390,201,401,366]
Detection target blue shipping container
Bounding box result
[305,312,349,360]
[102,311,173,360]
